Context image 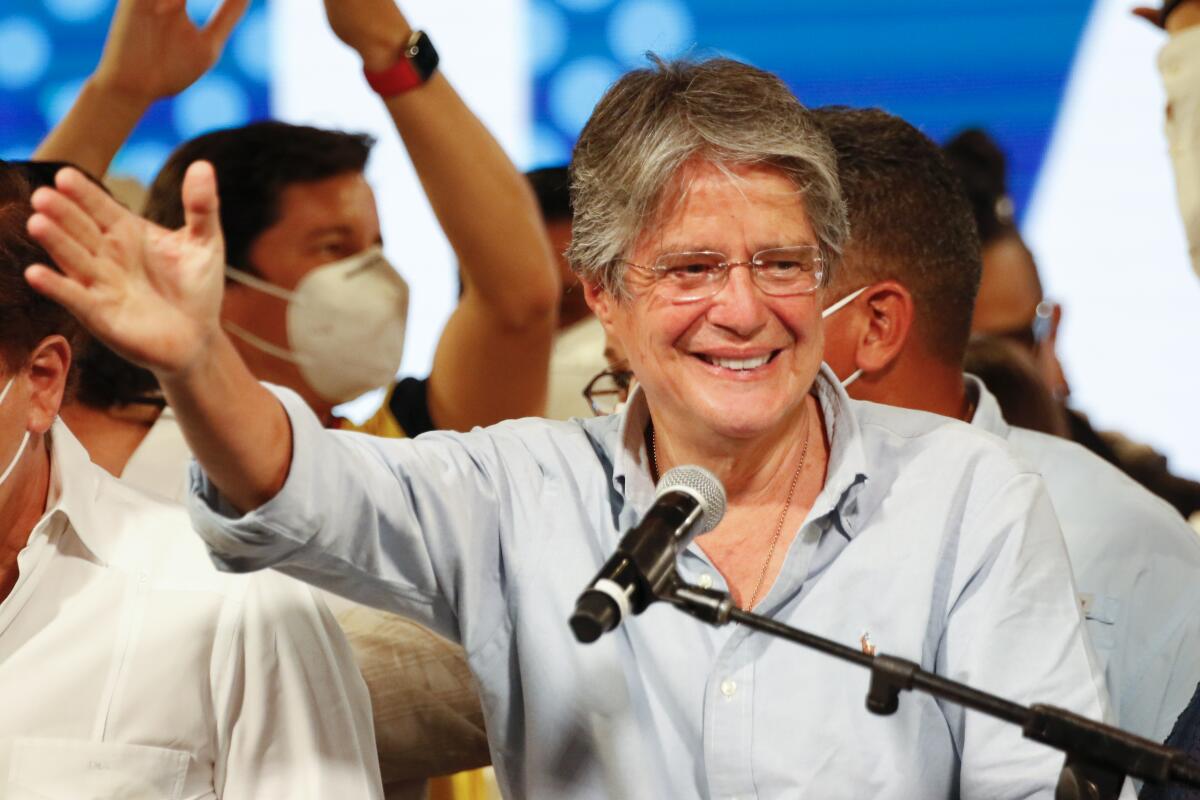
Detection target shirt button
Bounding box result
[720,679,737,697]
[698,574,713,589]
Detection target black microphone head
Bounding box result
[655,465,726,534]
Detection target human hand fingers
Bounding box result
[53,167,129,233]
[181,160,223,246]
[202,0,250,46]
[23,264,111,328]
[29,186,105,257]
[1132,6,1165,26]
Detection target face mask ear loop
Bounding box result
[0,378,30,489]
[224,266,299,303]
[221,320,303,365]
[840,368,864,389]
[822,285,869,319]
[0,431,30,488]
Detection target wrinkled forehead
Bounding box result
[631,159,812,256]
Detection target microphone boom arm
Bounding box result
[662,578,1200,800]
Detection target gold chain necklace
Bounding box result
[649,412,813,611]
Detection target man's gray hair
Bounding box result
[567,56,849,294]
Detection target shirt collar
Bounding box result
[607,364,872,536]
[39,420,112,565]
[964,373,1011,440]
[611,382,655,508]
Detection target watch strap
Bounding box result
[363,30,439,97]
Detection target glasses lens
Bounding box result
[653,252,727,300]
[752,246,823,295]
[584,371,633,415]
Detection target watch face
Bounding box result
[407,30,439,82]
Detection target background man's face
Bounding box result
[973,235,1069,400]
[220,171,383,409]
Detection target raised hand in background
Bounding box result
[34,0,249,181]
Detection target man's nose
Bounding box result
[706,264,770,337]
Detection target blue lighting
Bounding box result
[607,0,695,67]
[173,73,252,140]
[547,56,622,137]
[0,17,52,90]
[43,0,112,24]
[531,0,570,77]
[233,8,271,83]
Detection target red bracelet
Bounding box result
[364,58,423,96]
[363,30,438,98]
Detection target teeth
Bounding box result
[707,354,771,370]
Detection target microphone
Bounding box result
[570,465,726,643]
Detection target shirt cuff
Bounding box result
[186,383,328,573]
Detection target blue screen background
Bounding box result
[0,0,1092,221]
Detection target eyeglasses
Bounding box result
[993,299,1058,350]
[623,246,826,304]
[583,367,635,416]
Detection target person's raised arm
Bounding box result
[24,164,290,514]
[324,0,561,431]
[1136,0,1200,280]
[34,0,248,180]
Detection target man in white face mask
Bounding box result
[0,163,384,798]
[814,106,1200,749]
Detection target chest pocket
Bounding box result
[6,738,188,800]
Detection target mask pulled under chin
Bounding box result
[224,245,410,404]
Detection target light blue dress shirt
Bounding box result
[188,367,1122,799]
[968,374,1200,744]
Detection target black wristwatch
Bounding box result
[363,30,440,97]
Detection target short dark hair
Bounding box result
[0,161,82,375]
[525,165,571,223]
[143,121,375,273]
[815,107,982,365]
[942,128,1015,247]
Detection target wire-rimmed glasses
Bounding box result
[583,367,635,416]
[623,245,825,303]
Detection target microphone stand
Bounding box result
[662,579,1200,800]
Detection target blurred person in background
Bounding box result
[817,105,1200,746]
[530,165,611,421]
[1137,0,1200,283]
[33,0,564,796]
[0,160,383,799]
[963,334,1070,438]
[943,128,1200,520]
[1131,4,1200,793]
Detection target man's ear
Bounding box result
[854,280,915,375]
[24,335,71,434]
[583,279,620,334]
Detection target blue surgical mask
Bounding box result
[821,286,868,388]
[0,377,30,489]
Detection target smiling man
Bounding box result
[27,58,1123,798]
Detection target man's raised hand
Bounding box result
[94,0,249,104]
[25,162,227,378]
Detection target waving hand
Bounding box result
[26,163,226,378]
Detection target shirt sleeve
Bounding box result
[1160,26,1200,281]
[187,383,532,650]
[936,472,1136,800]
[210,570,384,800]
